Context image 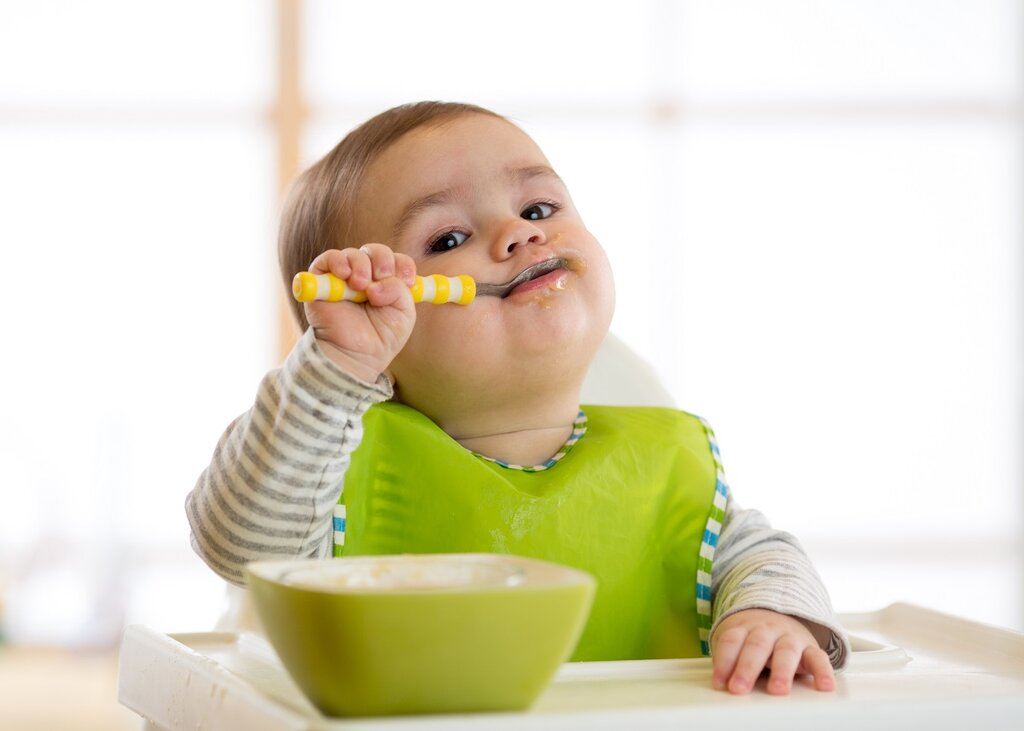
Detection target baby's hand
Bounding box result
[305,245,418,384]
[710,608,835,695]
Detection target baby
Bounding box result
[187,101,849,696]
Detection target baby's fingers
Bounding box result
[309,245,403,293]
[357,245,416,307]
[766,637,805,695]
[393,252,417,287]
[768,643,835,695]
[355,244,418,290]
[711,626,749,692]
[364,276,413,310]
[800,645,835,692]
[309,248,358,285]
[725,629,777,694]
[357,243,397,283]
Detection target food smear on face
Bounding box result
[566,255,587,275]
[516,270,569,307]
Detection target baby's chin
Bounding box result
[391,286,613,415]
[392,342,598,422]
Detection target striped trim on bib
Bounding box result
[696,416,729,656]
[333,503,346,548]
[471,411,588,472]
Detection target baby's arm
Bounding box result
[186,245,416,585]
[709,501,851,694]
[185,329,392,584]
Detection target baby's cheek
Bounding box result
[408,308,479,359]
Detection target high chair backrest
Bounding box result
[216,331,674,632]
[580,332,675,408]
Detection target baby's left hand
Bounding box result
[710,608,835,695]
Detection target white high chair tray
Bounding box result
[118,603,1024,731]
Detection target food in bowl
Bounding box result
[270,554,525,591]
[245,553,595,717]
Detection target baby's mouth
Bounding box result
[475,258,570,299]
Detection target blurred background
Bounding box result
[0,0,1021,726]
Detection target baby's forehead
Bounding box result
[371,121,554,188]
[397,114,544,159]
[345,116,562,239]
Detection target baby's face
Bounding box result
[350,114,615,425]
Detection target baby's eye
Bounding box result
[428,230,468,253]
[521,202,558,221]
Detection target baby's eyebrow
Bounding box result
[391,187,460,241]
[506,164,563,186]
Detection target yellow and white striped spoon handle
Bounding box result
[292,272,476,305]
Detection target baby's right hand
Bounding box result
[305,245,418,384]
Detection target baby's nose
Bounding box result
[493,218,546,258]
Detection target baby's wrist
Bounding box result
[315,338,386,386]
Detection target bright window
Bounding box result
[1,0,1020,644]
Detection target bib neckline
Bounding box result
[470,410,588,472]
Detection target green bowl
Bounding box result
[244,553,595,717]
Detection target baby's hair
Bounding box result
[278,100,503,330]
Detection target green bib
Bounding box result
[336,402,724,661]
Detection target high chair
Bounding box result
[118,333,1024,730]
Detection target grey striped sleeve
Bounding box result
[710,500,851,669]
[186,328,392,586]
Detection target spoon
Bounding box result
[291,258,570,305]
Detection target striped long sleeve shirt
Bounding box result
[186,328,850,668]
